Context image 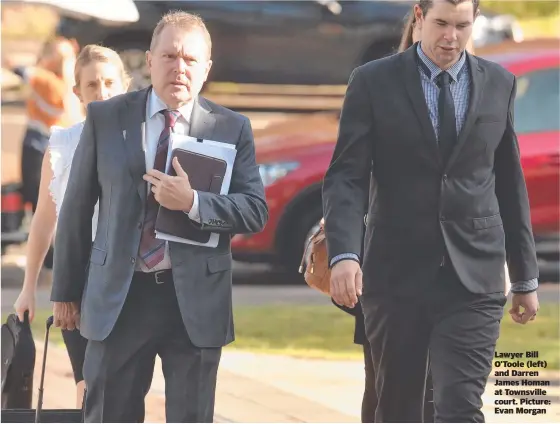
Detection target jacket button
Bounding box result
[443,174,448,181]
[440,215,446,221]
[131,257,136,264]
[137,222,142,229]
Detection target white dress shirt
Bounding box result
[136,89,200,272]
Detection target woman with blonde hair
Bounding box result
[5,37,80,213]
[3,37,80,274]
[13,45,136,409]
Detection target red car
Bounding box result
[232,48,559,278]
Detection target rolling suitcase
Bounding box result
[1,316,84,423]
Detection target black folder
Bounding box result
[154,148,227,243]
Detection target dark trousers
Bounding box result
[362,341,435,423]
[362,342,377,422]
[83,271,222,423]
[21,140,45,212]
[361,263,506,423]
[61,329,88,383]
[62,328,153,421]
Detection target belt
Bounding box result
[133,269,173,285]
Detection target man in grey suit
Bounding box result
[51,11,268,422]
[323,0,539,421]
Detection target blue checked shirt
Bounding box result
[331,43,538,293]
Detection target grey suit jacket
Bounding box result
[323,45,538,296]
[51,87,268,346]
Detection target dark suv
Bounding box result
[56,0,413,89]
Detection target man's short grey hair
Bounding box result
[150,10,212,57]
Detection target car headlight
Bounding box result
[258,162,300,187]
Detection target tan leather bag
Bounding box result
[299,218,331,295]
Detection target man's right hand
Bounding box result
[330,259,363,308]
[53,301,81,331]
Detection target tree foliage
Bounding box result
[482,1,559,19]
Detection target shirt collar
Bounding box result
[147,88,194,123]
[416,42,466,83]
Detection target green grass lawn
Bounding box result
[495,302,560,369]
[5,303,559,368]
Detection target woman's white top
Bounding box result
[48,121,98,240]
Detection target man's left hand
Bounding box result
[143,157,194,211]
[509,291,539,325]
[53,301,80,330]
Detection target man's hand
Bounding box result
[143,157,194,211]
[509,292,539,324]
[330,259,362,308]
[53,301,81,330]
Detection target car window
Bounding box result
[514,67,560,134]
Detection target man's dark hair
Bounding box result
[418,0,480,17]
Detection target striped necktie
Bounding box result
[138,109,180,269]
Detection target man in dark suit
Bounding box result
[322,0,539,421]
[50,11,268,423]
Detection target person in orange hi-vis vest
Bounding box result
[5,37,81,273]
[7,37,81,213]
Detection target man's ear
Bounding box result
[204,59,213,82]
[474,8,481,20]
[72,85,82,102]
[413,4,424,28]
[145,50,152,71]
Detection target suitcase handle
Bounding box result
[34,316,85,423]
[34,316,53,423]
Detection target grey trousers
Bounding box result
[83,271,222,423]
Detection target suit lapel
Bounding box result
[121,87,150,203]
[401,45,441,168]
[445,53,485,172]
[189,96,216,140]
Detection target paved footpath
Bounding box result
[26,339,560,423]
[3,256,558,422]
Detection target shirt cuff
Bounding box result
[511,278,538,293]
[330,253,360,268]
[184,190,200,222]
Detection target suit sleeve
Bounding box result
[322,67,374,263]
[196,117,268,234]
[494,76,539,284]
[51,104,100,302]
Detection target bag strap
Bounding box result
[298,226,323,274]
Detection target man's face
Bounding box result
[414,0,476,69]
[146,25,212,109]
